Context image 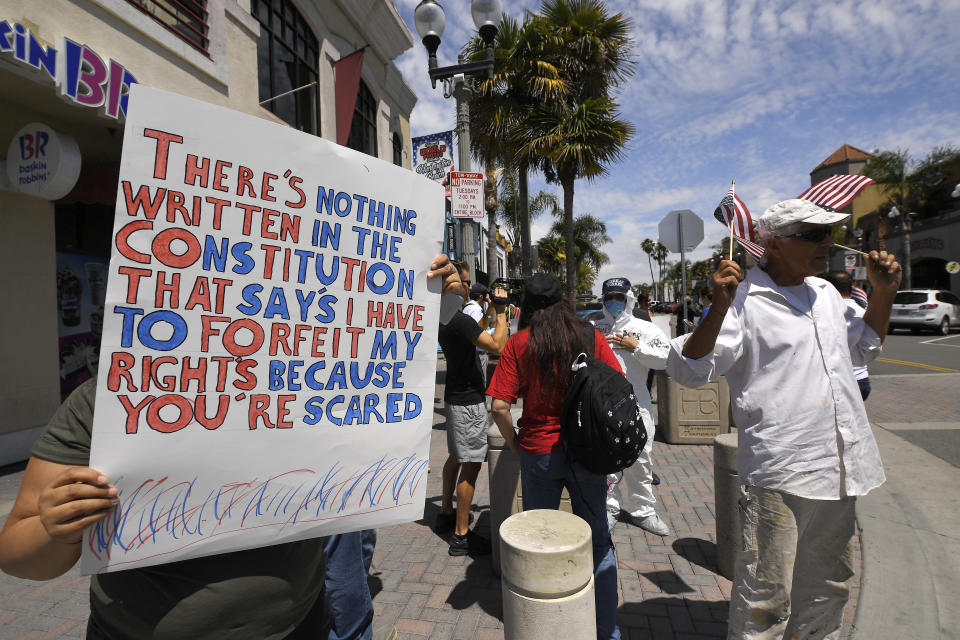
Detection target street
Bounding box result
[870,332,960,374]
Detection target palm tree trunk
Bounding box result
[487,211,499,284]
[485,166,500,284]
[519,162,532,276]
[562,175,577,300]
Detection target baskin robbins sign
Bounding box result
[6,122,82,200]
[0,20,137,120]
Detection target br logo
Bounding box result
[19,130,49,161]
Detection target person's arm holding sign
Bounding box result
[0,382,117,580]
[474,287,509,355]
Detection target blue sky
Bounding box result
[393,0,960,286]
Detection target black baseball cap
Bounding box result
[522,273,563,312]
[470,283,489,296]
[602,277,631,296]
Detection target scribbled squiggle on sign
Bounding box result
[89,453,427,567]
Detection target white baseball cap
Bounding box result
[756,199,850,239]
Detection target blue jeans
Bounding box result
[857,377,871,401]
[324,530,376,640]
[519,451,621,640]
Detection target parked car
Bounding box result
[889,289,960,335]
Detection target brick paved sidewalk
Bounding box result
[0,361,864,640]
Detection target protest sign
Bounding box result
[83,85,444,574]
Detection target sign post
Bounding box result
[658,210,703,331]
[450,171,485,219]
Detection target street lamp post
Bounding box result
[414,0,501,284]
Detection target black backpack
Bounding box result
[560,328,648,475]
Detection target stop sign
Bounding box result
[658,209,704,253]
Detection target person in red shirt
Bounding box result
[487,273,623,640]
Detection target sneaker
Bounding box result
[448,530,492,556]
[433,511,472,534]
[630,513,671,536]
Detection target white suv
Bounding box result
[889,289,960,335]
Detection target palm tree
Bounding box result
[496,170,560,268]
[536,235,566,277]
[518,0,635,299]
[467,14,565,276]
[863,149,913,211]
[641,238,656,288]
[549,213,611,274]
[653,242,668,300]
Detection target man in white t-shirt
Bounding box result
[824,270,871,400]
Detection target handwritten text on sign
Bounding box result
[84,85,443,573]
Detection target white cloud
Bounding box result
[390,0,960,290]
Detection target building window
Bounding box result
[126,0,210,54]
[252,0,320,135]
[347,81,377,157]
[392,132,403,166]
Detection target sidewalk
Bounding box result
[5,369,957,639]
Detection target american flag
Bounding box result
[797,174,875,210]
[714,186,765,260]
[851,285,868,308]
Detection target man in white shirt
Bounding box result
[666,199,901,640]
[823,270,871,400]
[462,283,496,384]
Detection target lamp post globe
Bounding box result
[414,0,445,60]
[471,0,502,43]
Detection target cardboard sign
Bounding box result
[83,85,444,574]
[450,171,484,219]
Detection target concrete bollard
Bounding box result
[499,509,596,640]
[713,432,740,580]
[487,414,522,577]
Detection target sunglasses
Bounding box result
[778,227,832,243]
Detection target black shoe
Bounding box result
[433,511,472,534]
[448,530,492,556]
[651,472,661,486]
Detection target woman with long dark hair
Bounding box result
[487,273,624,640]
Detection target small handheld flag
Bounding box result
[714,183,764,260]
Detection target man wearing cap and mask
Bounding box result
[667,199,901,640]
[591,277,672,536]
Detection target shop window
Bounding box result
[393,132,403,166]
[347,81,377,157]
[253,0,320,135]
[126,0,210,54]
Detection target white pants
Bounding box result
[727,486,856,640]
[606,430,656,518]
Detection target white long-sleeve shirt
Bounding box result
[666,266,885,499]
[590,289,670,434]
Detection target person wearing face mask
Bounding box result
[590,277,673,536]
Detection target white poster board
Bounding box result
[83,85,444,574]
[450,171,485,219]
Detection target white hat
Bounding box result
[756,199,850,240]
